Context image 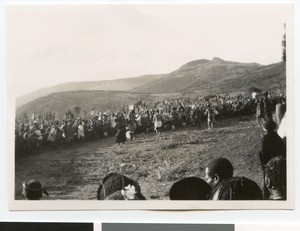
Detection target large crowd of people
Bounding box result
[15,90,286,158]
[19,88,287,201]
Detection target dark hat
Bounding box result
[22,179,49,200]
[169,177,212,200]
[96,172,145,200]
[263,120,277,131]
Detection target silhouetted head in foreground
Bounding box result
[263,120,277,132]
[22,179,49,200]
[97,172,146,200]
[169,177,212,200]
[204,157,233,188]
[264,156,287,200]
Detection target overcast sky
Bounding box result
[6,4,291,97]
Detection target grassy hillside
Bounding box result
[16,75,158,108]
[132,59,285,95]
[16,90,180,119]
[16,58,286,109]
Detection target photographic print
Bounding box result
[6,3,293,210]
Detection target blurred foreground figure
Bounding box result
[259,120,286,199]
[169,177,211,200]
[96,172,146,200]
[22,179,49,200]
[259,120,286,166]
[264,156,286,200]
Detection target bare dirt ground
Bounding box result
[15,116,264,200]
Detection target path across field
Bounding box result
[15,117,263,200]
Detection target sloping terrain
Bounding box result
[16,58,286,108]
[132,58,285,94]
[16,75,158,108]
[16,90,180,118]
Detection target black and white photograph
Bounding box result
[6,3,293,210]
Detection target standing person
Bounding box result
[256,98,265,127]
[77,122,85,142]
[128,110,137,140]
[135,111,142,133]
[153,109,163,137]
[204,104,215,129]
[114,114,126,145]
[263,92,273,121]
[34,125,43,151]
[196,105,203,128]
[65,121,74,145]
[47,125,57,147]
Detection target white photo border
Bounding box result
[6,2,294,211]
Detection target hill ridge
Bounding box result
[16,58,285,111]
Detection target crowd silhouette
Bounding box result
[15,90,285,158]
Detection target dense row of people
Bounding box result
[15,90,286,158]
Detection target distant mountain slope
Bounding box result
[16,90,179,119]
[131,58,285,95]
[16,57,286,109]
[16,75,159,108]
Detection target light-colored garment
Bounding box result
[211,188,220,200]
[153,112,163,129]
[136,115,142,127]
[277,113,286,139]
[154,120,162,129]
[126,131,132,140]
[275,103,285,127]
[35,130,43,141]
[47,128,57,142]
[78,125,85,138]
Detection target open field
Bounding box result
[15,116,264,200]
